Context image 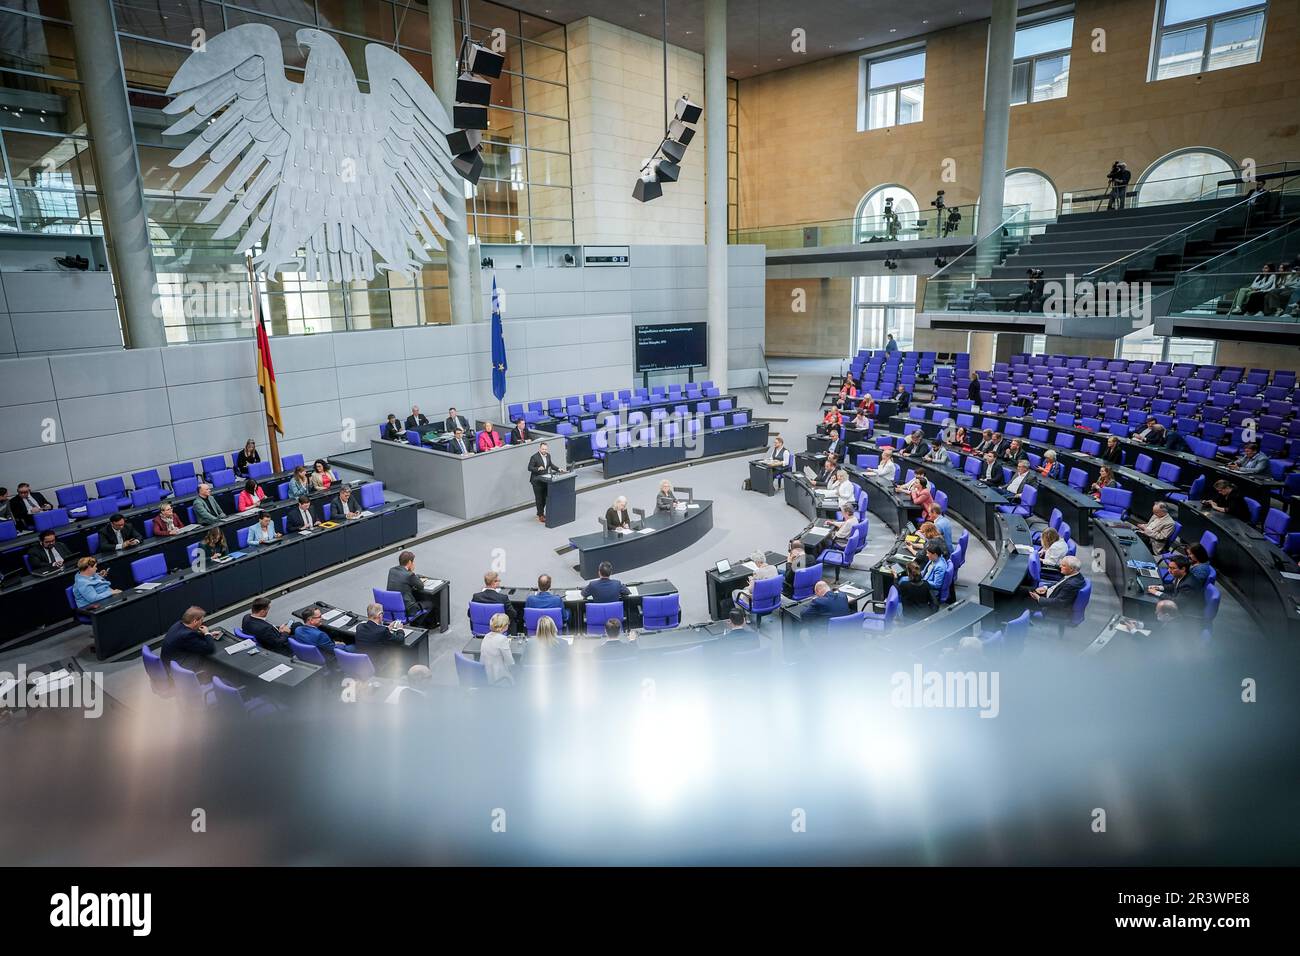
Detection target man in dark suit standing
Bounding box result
[443,407,470,434]
[583,561,630,603]
[27,529,72,572]
[527,441,559,522]
[97,513,143,554]
[447,427,474,456]
[405,405,430,432]
[9,482,52,530]
[241,597,292,654]
[285,495,320,532]
[387,550,434,625]
[470,570,518,629]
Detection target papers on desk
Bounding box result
[627,586,640,597]
[421,578,445,589]
[224,639,255,655]
[135,582,162,591]
[686,503,700,509]
[806,526,830,538]
[358,510,374,517]
[564,589,583,601]
[637,528,655,535]
[1014,544,1034,554]
[891,552,914,564]
[839,584,866,598]
[614,528,634,535]
[176,524,200,533]
[298,529,314,536]
[259,663,294,682]
[739,561,759,572]
[321,608,346,623]
[1281,571,1300,581]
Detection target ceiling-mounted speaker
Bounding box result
[654,158,681,183]
[633,168,663,203]
[453,149,485,184]
[674,94,702,125]
[667,119,695,146]
[446,128,482,156]
[660,138,687,165]
[453,104,488,129]
[465,42,505,78]
[456,72,492,106]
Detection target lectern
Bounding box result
[540,472,577,528]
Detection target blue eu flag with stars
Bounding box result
[490,277,507,401]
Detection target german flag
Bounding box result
[255,320,283,435]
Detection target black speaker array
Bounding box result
[634,94,703,203]
[446,40,506,186]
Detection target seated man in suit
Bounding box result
[595,617,637,659]
[510,418,534,444]
[405,405,430,432]
[383,413,406,441]
[97,513,142,554]
[285,495,320,532]
[160,605,218,666]
[1001,438,1027,463]
[893,382,911,412]
[444,406,471,435]
[1132,417,1166,446]
[715,607,761,652]
[354,601,406,646]
[241,596,292,654]
[800,580,851,623]
[447,427,475,456]
[471,570,518,630]
[1149,553,1206,615]
[988,432,1009,458]
[333,483,364,519]
[387,550,435,625]
[9,482,52,530]
[0,486,10,522]
[1002,459,1035,501]
[605,495,633,531]
[27,529,72,573]
[477,421,505,452]
[192,483,226,526]
[977,452,1004,486]
[583,560,630,604]
[525,573,569,626]
[1026,555,1086,620]
[290,605,343,658]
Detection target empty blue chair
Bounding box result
[200,455,228,477]
[172,476,199,497]
[1169,473,1205,503]
[406,430,423,446]
[984,610,1030,655]
[792,563,823,600]
[95,476,133,508]
[287,637,327,665]
[1157,461,1180,485]
[1095,487,1132,521]
[585,601,624,635]
[169,660,214,707]
[210,675,279,716]
[132,469,164,493]
[1201,582,1221,641]
[335,648,376,682]
[359,481,384,509]
[454,651,488,688]
[524,606,563,635]
[1263,507,1290,545]
[736,575,782,625]
[55,485,89,518]
[211,468,236,488]
[0,519,16,542]
[822,524,866,580]
[372,588,407,623]
[863,586,901,630]
[140,645,173,697]
[1243,497,1262,526]
[247,461,273,479]
[86,497,118,519]
[281,454,305,471]
[468,601,499,636]
[826,611,865,638]
[33,509,70,532]
[169,462,196,485]
[131,486,163,508]
[643,593,681,629]
[131,554,168,584]
[1133,453,1153,475]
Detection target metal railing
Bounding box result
[917,206,1035,314]
[1167,221,1300,319]
[732,202,983,249]
[1057,161,1300,215]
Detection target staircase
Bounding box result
[765,371,796,405]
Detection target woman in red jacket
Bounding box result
[236,478,266,512]
[477,421,504,452]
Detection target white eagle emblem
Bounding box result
[163,24,463,282]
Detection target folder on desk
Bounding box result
[321,609,345,623]
[564,589,583,601]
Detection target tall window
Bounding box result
[853,274,917,352]
[1011,16,1073,105]
[855,184,921,243]
[1136,149,1235,205]
[859,49,925,131]
[1004,169,1059,229]
[1151,0,1267,80]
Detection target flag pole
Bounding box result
[246,253,282,472]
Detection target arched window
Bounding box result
[1136,149,1236,206]
[855,184,921,242]
[1004,168,1058,227]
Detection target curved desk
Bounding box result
[1091,518,1163,620]
[569,501,714,578]
[897,452,1006,540]
[978,513,1033,612]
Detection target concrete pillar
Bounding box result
[976,0,1017,274]
[69,0,164,348]
[704,0,728,391]
[430,0,474,325]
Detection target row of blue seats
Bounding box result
[505,383,722,423]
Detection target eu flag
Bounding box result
[490,277,507,401]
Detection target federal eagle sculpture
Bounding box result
[163,24,463,282]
